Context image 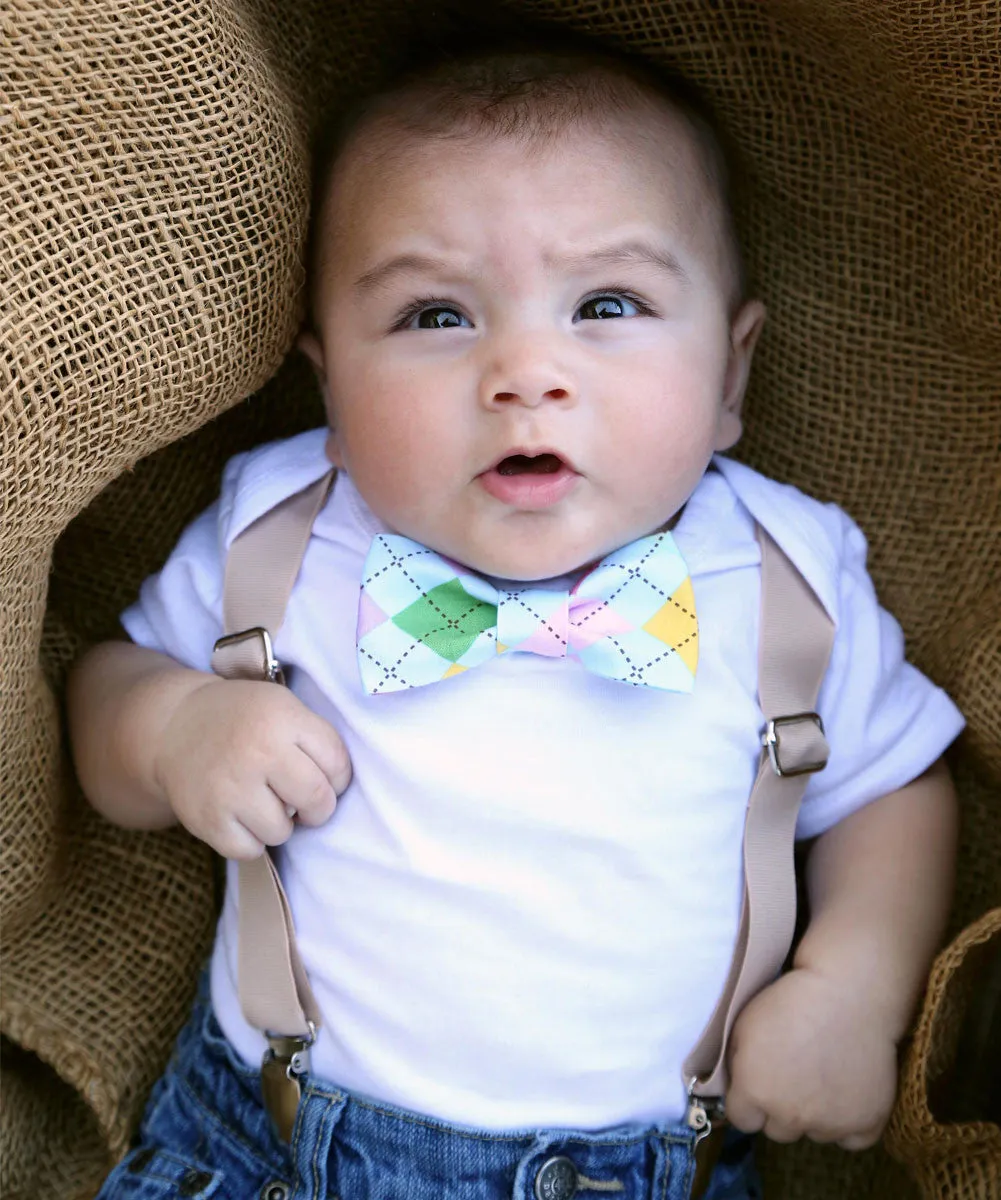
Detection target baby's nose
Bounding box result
[479,338,576,409]
[490,385,571,406]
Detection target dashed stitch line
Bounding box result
[499,591,568,648]
[601,636,690,685]
[360,629,497,692]
[359,640,424,691]
[409,593,492,632]
[598,535,675,608]
[363,544,446,600]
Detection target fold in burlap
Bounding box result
[1,2,998,1198]
[886,908,1001,1200]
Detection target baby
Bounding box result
[69,25,963,1200]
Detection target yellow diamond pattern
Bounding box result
[642,578,698,674]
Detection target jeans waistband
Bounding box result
[155,981,711,1200]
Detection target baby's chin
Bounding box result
[393,511,684,581]
[440,538,621,583]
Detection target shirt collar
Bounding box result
[710,455,840,622]
[220,427,333,553]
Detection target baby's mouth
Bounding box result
[495,452,566,476]
[478,450,580,508]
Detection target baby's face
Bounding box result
[303,108,764,580]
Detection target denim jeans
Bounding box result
[97,979,760,1200]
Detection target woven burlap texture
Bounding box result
[1,1,998,1198]
[886,908,1001,1200]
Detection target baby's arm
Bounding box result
[725,758,957,1148]
[68,640,352,859]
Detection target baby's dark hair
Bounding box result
[306,7,746,317]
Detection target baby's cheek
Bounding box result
[336,392,416,472]
[615,422,715,525]
[344,433,457,540]
[616,399,709,469]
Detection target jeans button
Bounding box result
[177,1168,214,1196]
[535,1155,578,1200]
[261,1185,289,1200]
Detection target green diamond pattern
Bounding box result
[392,579,497,662]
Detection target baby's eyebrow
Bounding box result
[352,241,690,295]
[353,254,454,295]
[549,240,691,285]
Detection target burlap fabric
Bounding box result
[1,1,998,1197]
[886,907,1001,1200]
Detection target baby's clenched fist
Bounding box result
[152,677,351,860]
[724,965,899,1149]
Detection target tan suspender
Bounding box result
[210,473,334,1139]
[210,468,833,1149]
[683,529,833,1142]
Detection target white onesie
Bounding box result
[122,429,964,1131]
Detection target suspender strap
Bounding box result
[217,474,336,659]
[683,527,833,1105]
[210,471,335,1041]
[211,476,834,1143]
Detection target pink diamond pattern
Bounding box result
[568,599,634,650]
[515,620,570,658]
[357,590,389,640]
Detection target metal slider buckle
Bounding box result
[260,1021,316,1143]
[761,711,827,777]
[212,626,285,685]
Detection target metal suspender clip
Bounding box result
[685,1082,725,1137]
[686,1080,727,1199]
[260,1022,316,1143]
[212,627,286,685]
[761,712,827,777]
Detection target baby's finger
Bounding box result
[723,1090,766,1135]
[239,786,296,848]
[837,1125,884,1152]
[296,709,353,798]
[761,1116,803,1144]
[267,748,338,827]
[798,1124,843,1146]
[217,820,266,861]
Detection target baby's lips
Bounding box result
[477,455,581,507]
[483,446,578,475]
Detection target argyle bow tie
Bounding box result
[356,531,698,695]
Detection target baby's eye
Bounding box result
[574,293,646,321]
[408,304,471,330]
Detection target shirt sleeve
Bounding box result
[795,511,965,840]
[120,498,226,675]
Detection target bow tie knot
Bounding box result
[357,533,698,694]
[496,585,631,659]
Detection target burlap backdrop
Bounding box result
[1,1,998,1197]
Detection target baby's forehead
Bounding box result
[326,99,723,227]
[309,72,743,309]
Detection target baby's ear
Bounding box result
[299,331,343,466]
[716,299,766,451]
[298,329,335,410]
[297,329,326,374]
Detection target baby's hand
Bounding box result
[153,677,352,859]
[725,965,899,1149]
